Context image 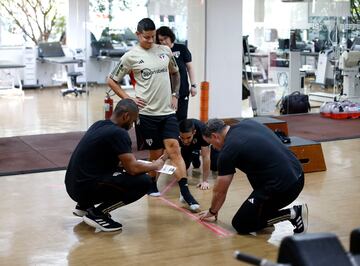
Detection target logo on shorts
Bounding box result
[248,198,255,204]
[146,139,153,146]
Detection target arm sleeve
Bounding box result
[182,45,192,63]
[110,130,133,155]
[217,151,236,176]
[108,55,131,82]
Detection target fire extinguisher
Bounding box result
[104,92,113,120]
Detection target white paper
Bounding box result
[137,160,177,175]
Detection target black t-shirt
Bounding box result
[65,120,132,190]
[179,119,209,152]
[171,43,192,97]
[218,119,303,192]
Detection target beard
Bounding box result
[123,122,133,131]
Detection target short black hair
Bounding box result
[202,119,226,138]
[113,98,138,116]
[179,119,195,133]
[156,26,176,44]
[137,18,156,33]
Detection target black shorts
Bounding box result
[136,114,179,150]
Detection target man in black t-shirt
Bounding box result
[65,99,166,232]
[179,119,212,190]
[199,119,308,234]
[156,26,197,121]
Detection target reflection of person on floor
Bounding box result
[179,119,213,190]
[65,99,166,232]
[106,18,200,212]
[199,119,308,234]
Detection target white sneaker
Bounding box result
[147,181,161,197]
[189,203,200,212]
[148,191,161,197]
[179,193,200,212]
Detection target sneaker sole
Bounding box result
[301,203,309,233]
[83,216,122,232]
[148,192,161,197]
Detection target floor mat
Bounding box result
[273,113,360,142]
[0,129,148,176]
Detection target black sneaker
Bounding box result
[147,180,160,197]
[290,204,308,233]
[72,204,89,217]
[83,209,122,232]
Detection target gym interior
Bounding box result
[0,0,359,265]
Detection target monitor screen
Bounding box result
[278,39,290,50]
[38,42,65,58]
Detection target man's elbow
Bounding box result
[124,167,138,176]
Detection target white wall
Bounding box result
[187,0,206,119]
[205,0,243,118]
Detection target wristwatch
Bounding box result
[172,92,179,99]
[191,84,197,88]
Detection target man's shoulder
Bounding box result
[192,119,205,130]
[173,43,187,50]
[154,44,172,54]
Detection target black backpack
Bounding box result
[280,91,311,115]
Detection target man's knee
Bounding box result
[137,174,152,193]
[232,217,251,234]
[232,215,262,234]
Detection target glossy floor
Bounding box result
[0,139,359,265]
[0,86,359,265]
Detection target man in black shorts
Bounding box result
[179,119,212,190]
[65,99,166,232]
[107,18,200,211]
[199,119,308,234]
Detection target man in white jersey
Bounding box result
[107,18,200,211]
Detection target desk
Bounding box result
[0,61,25,95]
[37,57,83,65]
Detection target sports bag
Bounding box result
[280,91,311,114]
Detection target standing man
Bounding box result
[107,18,200,211]
[156,26,197,122]
[179,119,211,190]
[65,99,166,232]
[199,119,308,234]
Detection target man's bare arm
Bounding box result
[107,77,131,99]
[107,77,146,108]
[170,71,180,95]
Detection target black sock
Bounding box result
[178,178,198,205]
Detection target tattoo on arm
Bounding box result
[170,71,180,94]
